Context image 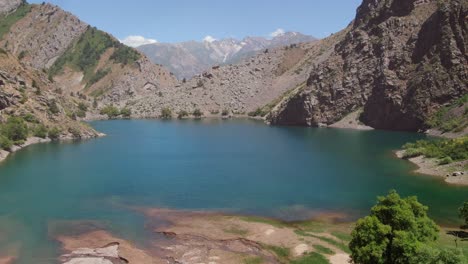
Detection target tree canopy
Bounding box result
[349,190,439,264]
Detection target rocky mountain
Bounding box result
[137,32,317,79]
[0,1,177,112]
[269,0,467,132]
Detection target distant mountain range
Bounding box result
[137,32,317,79]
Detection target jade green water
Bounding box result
[0,119,466,263]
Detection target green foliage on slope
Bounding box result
[402,136,468,164]
[0,3,32,40]
[49,26,141,87]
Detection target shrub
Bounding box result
[100,105,120,118]
[438,156,453,165]
[2,117,29,143]
[120,107,131,118]
[221,109,230,116]
[22,113,37,123]
[76,110,86,118]
[177,110,188,119]
[0,135,12,150]
[110,44,141,65]
[192,109,203,118]
[48,100,60,114]
[48,127,61,140]
[68,127,81,138]
[160,107,172,119]
[78,102,88,112]
[33,124,48,139]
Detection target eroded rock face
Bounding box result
[0,0,22,16]
[270,0,468,131]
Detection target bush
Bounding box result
[160,107,172,119]
[0,135,13,150]
[22,113,37,123]
[100,105,120,118]
[48,100,60,114]
[221,109,230,116]
[192,109,203,118]
[33,124,48,139]
[1,117,29,143]
[87,68,110,87]
[110,44,141,65]
[177,110,188,119]
[78,102,88,112]
[68,127,81,138]
[48,127,61,140]
[76,110,86,118]
[120,107,131,118]
[438,156,453,165]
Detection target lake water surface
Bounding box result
[0,119,467,263]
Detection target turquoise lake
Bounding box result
[0,119,467,263]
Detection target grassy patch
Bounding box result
[402,136,468,164]
[263,244,290,261]
[291,252,330,264]
[0,3,32,40]
[239,216,287,228]
[313,244,335,255]
[243,256,264,264]
[49,26,139,88]
[295,230,351,254]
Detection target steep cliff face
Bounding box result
[270,0,467,131]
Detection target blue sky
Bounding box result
[29,0,362,45]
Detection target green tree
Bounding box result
[33,124,48,139]
[160,107,172,119]
[349,190,439,264]
[459,202,468,229]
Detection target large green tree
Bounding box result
[349,190,439,264]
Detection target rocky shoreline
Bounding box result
[0,133,105,164]
[395,150,468,186]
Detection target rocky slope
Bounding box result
[0,1,177,113]
[138,32,316,80]
[269,0,468,132]
[129,32,345,118]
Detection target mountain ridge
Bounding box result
[137,31,317,79]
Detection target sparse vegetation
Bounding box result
[87,68,111,87]
[33,124,48,139]
[48,100,60,114]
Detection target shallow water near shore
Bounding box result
[0,119,467,263]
